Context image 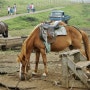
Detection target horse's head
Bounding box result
[17,53,29,80]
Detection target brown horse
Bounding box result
[17,21,90,80]
[0,22,8,37]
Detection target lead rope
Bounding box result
[15,80,21,90]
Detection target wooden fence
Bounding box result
[0,29,90,50]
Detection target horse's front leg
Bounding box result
[32,50,40,75]
[19,60,30,80]
[19,55,31,80]
[40,49,48,77]
[19,62,27,80]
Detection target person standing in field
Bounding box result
[27,4,30,13]
[13,3,17,14]
[10,7,14,15]
[29,4,32,13]
[31,3,35,13]
[7,6,10,15]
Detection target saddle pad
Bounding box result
[55,26,67,36]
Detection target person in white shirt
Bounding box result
[7,6,10,15]
[31,3,35,12]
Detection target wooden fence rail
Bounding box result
[0,29,90,51]
[0,36,27,50]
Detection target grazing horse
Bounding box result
[17,21,90,80]
[0,22,8,37]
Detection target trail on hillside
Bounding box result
[0,7,64,21]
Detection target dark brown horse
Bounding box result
[0,22,8,37]
[17,21,90,80]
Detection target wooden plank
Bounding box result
[69,78,87,88]
[60,49,80,56]
[76,70,90,88]
[61,55,90,88]
[76,61,90,68]
[6,38,23,46]
[74,52,86,63]
[60,50,90,89]
[61,56,69,88]
[67,56,89,88]
[0,36,26,49]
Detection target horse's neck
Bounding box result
[19,26,40,61]
[25,27,40,53]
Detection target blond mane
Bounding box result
[17,24,41,62]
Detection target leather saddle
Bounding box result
[40,21,61,43]
[42,21,60,30]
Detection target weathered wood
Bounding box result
[77,70,89,88]
[67,57,89,88]
[68,78,87,88]
[0,36,26,50]
[60,49,80,56]
[60,50,90,89]
[76,61,90,68]
[74,51,87,63]
[61,56,69,88]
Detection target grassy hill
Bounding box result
[0,1,90,36]
[0,0,70,17]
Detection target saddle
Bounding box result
[42,21,60,30]
[40,21,67,52]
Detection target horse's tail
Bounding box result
[80,30,90,60]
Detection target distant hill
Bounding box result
[0,0,70,17]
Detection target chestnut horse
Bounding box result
[17,21,90,80]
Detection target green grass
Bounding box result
[62,4,90,28]
[1,2,90,37]
[5,12,50,36]
[0,0,70,17]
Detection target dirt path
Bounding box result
[0,7,64,21]
[0,6,89,90]
[0,51,88,90]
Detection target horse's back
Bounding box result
[0,22,7,32]
[0,22,8,37]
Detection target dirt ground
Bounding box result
[0,50,89,90]
[0,6,90,90]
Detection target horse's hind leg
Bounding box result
[5,30,8,37]
[40,49,48,77]
[2,30,8,38]
[4,30,8,37]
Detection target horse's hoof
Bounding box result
[20,74,25,81]
[42,73,47,77]
[32,71,37,76]
[26,75,31,80]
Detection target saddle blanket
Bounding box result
[55,26,67,36]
